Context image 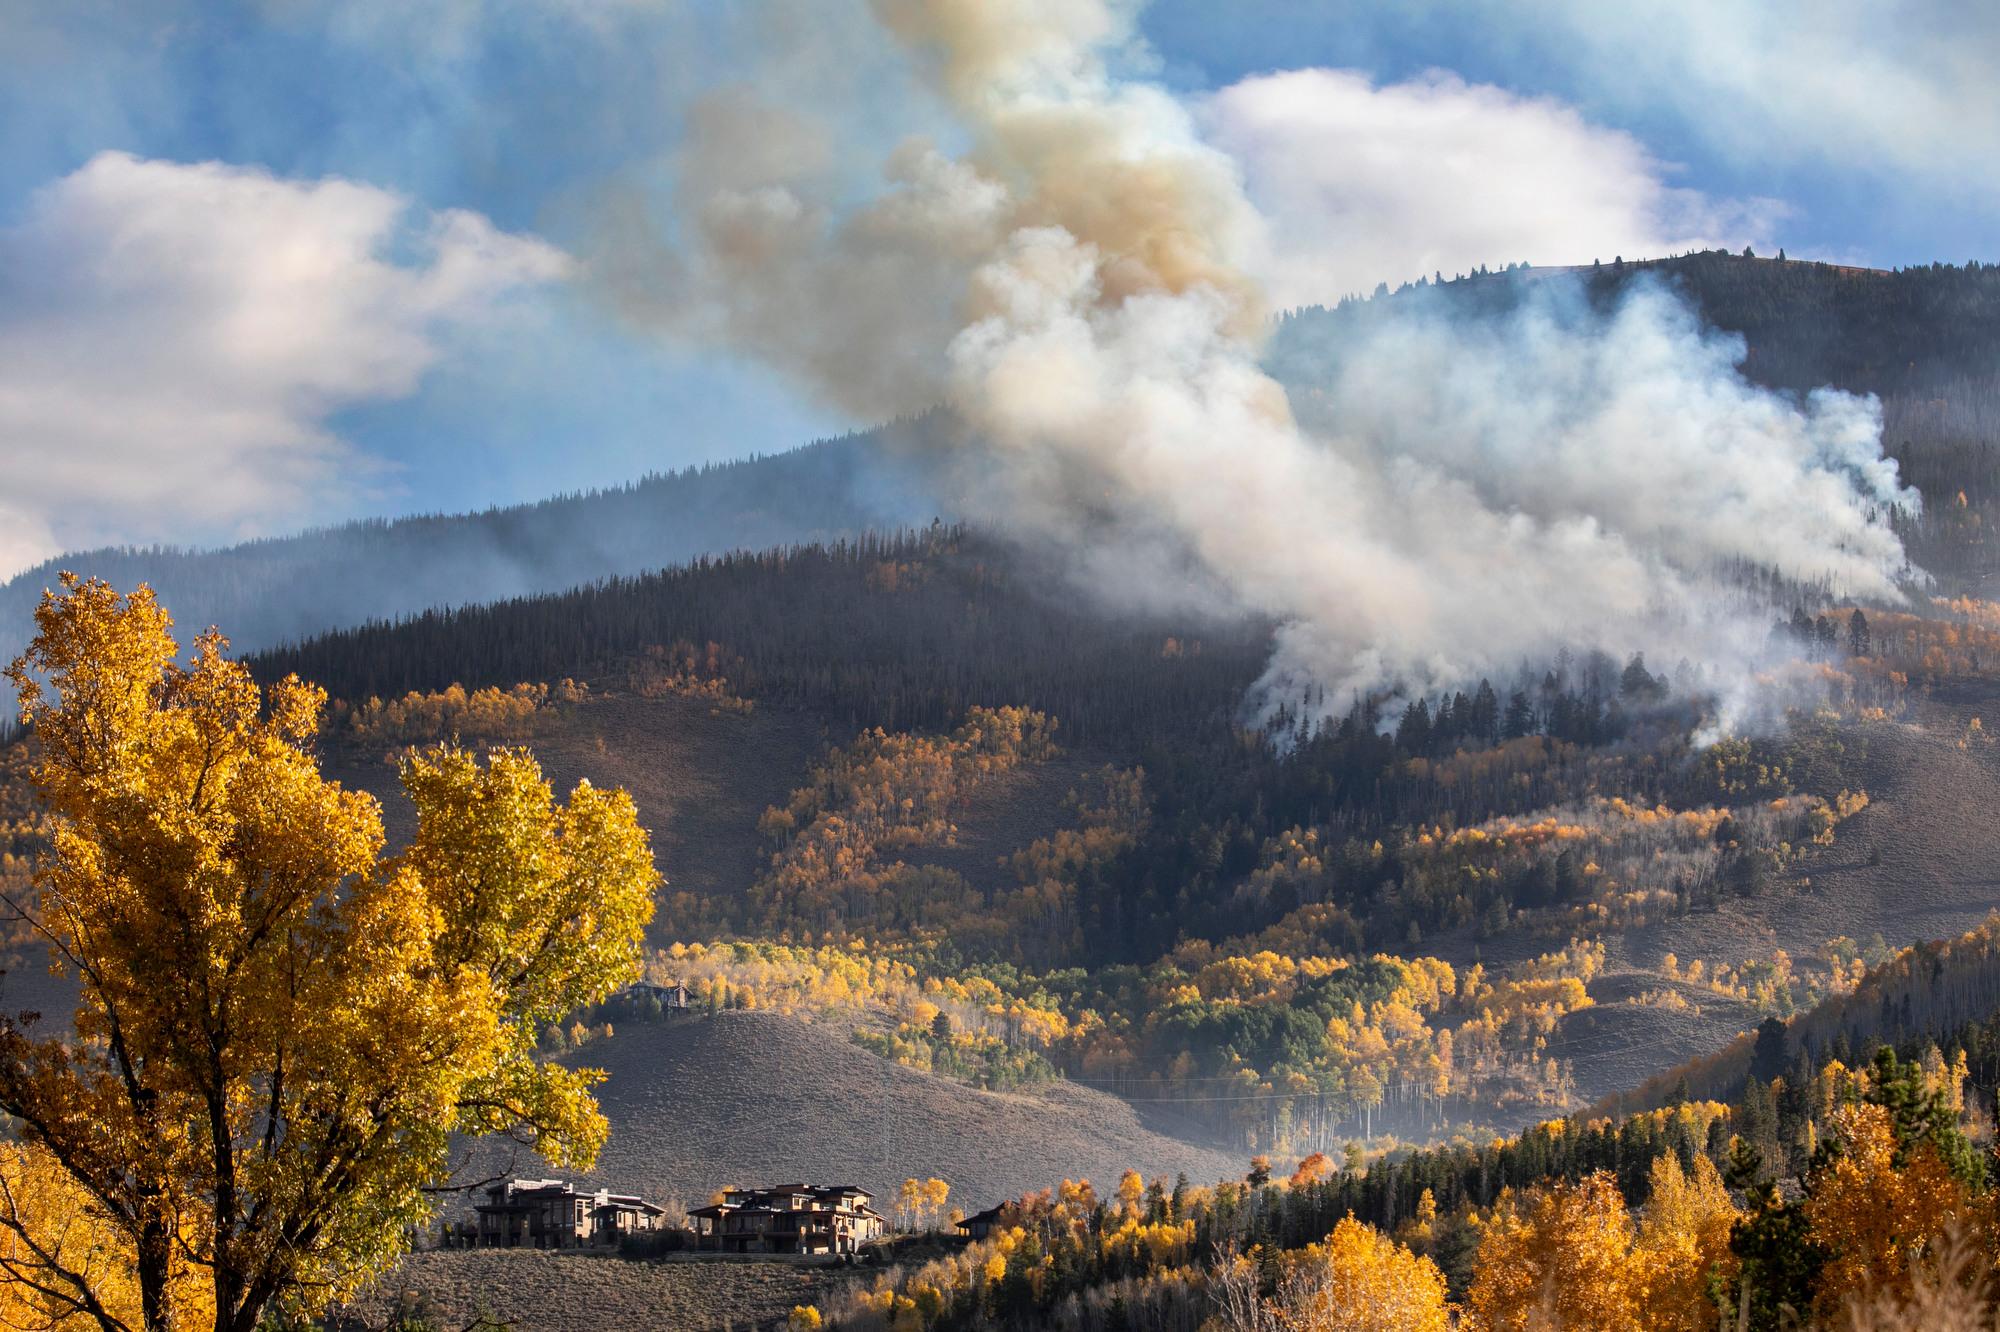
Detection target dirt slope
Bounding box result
[1624,695,2000,972]
[338,1245,861,1332]
[473,1011,1240,1220]
[1543,683,2000,1108]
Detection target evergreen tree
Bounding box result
[1395,698,1433,754]
[1848,608,1872,658]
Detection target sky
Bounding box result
[0,0,1992,576]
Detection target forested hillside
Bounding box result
[255,528,1271,750]
[820,1037,1996,1330]
[1276,253,2000,588]
[9,254,1997,675]
[0,421,948,664]
[811,911,2000,1329]
[12,252,2000,1332]
[20,248,1999,1163]
[225,509,2000,1154]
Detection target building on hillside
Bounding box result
[955,1205,1007,1242]
[688,1184,886,1256]
[623,980,690,1010]
[473,1178,666,1249]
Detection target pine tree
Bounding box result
[1848,608,1872,658]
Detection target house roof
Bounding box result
[595,1199,666,1216]
[477,1178,665,1217]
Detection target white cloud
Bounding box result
[1494,0,2000,204]
[0,152,569,577]
[1204,68,1781,309]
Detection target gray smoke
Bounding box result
[633,0,1918,719]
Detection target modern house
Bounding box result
[473,1178,666,1248]
[623,980,690,1010]
[688,1184,886,1256]
[955,1205,1007,1242]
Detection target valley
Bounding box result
[6,256,2000,1331]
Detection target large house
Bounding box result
[688,1184,886,1256]
[624,980,689,1010]
[473,1178,666,1249]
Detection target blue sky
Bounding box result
[0,0,1991,573]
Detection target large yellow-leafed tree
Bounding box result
[1468,1171,1644,1332]
[1633,1153,1740,1332]
[1803,1100,1980,1316]
[0,577,659,1332]
[1273,1216,1451,1332]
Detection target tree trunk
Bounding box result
[138,1220,174,1332]
[212,1258,242,1332]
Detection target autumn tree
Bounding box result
[1634,1153,1739,1332]
[1468,1171,1642,1332]
[1802,1100,1979,1315]
[0,1142,211,1330]
[898,1177,950,1232]
[1273,1217,1451,1332]
[1289,1152,1334,1189]
[0,578,659,1332]
[1117,1169,1146,1219]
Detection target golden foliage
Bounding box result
[742,706,1076,950]
[1272,1217,1452,1332]
[335,680,582,744]
[0,576,658,1329]
[623,641,751,712]
[1803,1102,1981,1316]
[896,1178,953,1232]
[1469,1171,1644,1332]
[1634,1154,1740,1332]
[0,1142,212,1331]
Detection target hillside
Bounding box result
[7,254,1995,686]
[348,1012,1245,1332]
[333,1250,860,1332]
[320,687,1112,937]
[182,522,2000,1153]
[495,1011,1241,1216]
[1444,676,2000,1111]
[252,528,1274,755]
[21,522,2000,1160]
[0,420,950,668]
[323,691,827,909]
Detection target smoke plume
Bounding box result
[646,0,1918,719]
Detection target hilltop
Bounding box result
[0,420,951,667]
[7,253,1996,681]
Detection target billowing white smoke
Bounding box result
[652,0,1917,720]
